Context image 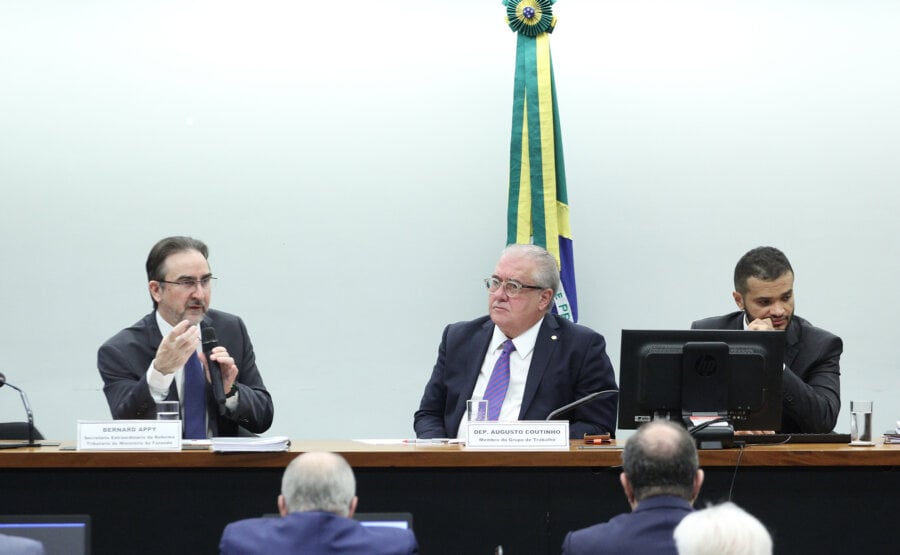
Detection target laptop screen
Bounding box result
[262,511,414,531]
[0,515,91,555]
[353,512,414,531]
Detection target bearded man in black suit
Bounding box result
[692,246,841,433]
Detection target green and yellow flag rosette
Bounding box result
[504,0,578,321]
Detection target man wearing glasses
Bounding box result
[98,236,273,437]
[414,244,617,439]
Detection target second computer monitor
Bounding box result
[618,329,785,431]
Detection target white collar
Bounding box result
[489,317,543,358]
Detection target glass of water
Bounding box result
[849,400,874,445]
[156,400,180,420]
[467,398,489,422]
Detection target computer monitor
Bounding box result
[617,330,785,441]
[0,515,91,555]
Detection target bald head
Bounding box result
[280,452,357,517]
[622,421,700,503]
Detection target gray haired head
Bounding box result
[280,452,356,516]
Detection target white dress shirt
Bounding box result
[145,312,238,434]
[456,319,543,439]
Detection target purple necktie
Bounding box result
[183,351,207,439]
[483,340,516,421]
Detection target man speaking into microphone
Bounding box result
[98,236,273,438]
[414,244,617,440]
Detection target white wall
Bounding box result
[1,1,898,440]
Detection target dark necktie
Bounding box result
[182,352,207,439]
[483,340,516,421]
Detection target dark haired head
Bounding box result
[622,421,699,502]
[145,236,209,309]
[733,247,793,295]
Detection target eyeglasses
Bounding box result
[157,275,217,291]
[484,277,545,297]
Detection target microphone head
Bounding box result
[201,326,218,349]
[0,372,5,387]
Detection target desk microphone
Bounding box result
[546,390,618,421]
[0,371,39,448]
[201,326,228,415]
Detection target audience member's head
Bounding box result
[278,452,359,518]
[674,501,773,555]
[620,420,704,508]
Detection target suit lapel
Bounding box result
[146,312,164,349]
[468,319,495,387]
[519,315,559,417]
[784,318,801,367]
[455,319,495,421]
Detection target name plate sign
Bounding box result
[76,420,181,451]
[466,420,569,450]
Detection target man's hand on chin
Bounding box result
[747,318,775,331]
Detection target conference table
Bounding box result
[2,439,898,554]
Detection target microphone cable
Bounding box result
[727,441,746,502]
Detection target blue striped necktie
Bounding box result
[182,351,207,439]
[484,340,516,421]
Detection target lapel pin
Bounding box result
[551,335,558,341]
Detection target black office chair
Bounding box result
[0,422,45,440]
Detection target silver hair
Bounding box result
[674,502,773,555]
[280,452,356,517]
[501,244,560,303]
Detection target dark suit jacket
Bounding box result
[97,309,274,436]
[692,311,842,433]
[219,512,418,555]
[414,314,618,439]
[562,495,692,555]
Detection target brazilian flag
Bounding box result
[504,0,578,322]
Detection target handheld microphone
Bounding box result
[0,371,39,447]
[546,390,618,421]
[201,326,228,415]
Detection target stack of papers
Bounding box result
[210,436,291,452]
[882,422,900,444]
